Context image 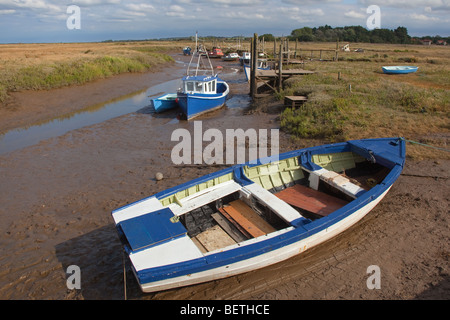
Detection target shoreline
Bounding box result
[0,59,179,134]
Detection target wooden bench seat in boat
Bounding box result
[275,184,348,217]
[220,200,276,238]
[306,168,367,199]
[242,183,304,224]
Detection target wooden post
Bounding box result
[294,39,298,59]
[273,38,277,58]
[278,44,283,91]
[286,39,290,64]
[335,38,339,61]
[250,33,258,99]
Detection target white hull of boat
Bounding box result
[139,187,390,293]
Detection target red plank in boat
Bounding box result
[275,184,348,216]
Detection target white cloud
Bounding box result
[409,13,440,21]
[0,9,15,14]
[0,0,61,12]
[344,10,366,19]
[70,0,121,6]
[221,11,265,19]
[125,3,155,13]
[169,5,184,12]
[358,0,449,10]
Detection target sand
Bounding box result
[0,53,448,300]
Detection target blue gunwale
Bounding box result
[116,137,405,286]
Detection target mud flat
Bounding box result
[0,53,448,300]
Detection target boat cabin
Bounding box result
[182,75,217,95]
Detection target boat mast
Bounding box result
[186,31,214,77]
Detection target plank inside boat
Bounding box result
[194,225,236,252]
[275,184,348,216]
[222,200,276,237]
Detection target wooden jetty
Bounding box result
[249,34,316,99]
[256,69,314,79]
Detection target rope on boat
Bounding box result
[402,138,450,153]
[122,250,127,300]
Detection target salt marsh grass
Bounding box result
[0,41,180,103]
[276,42,449,159]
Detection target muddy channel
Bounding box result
[0,53,448,300]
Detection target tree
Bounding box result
[259,34,275,42]
[394,27,411,44]
[290,27,314,41]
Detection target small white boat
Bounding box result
[222,53,239,61]
[112,138,406,293]
[239,52,251,65]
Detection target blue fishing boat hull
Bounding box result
[382,66,418,74]
[152,93,178,113]
[112,137,406,293]
[177,81,229,120]
[243,63,271,82]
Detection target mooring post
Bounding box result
[278,44,283,91]
[250,33,258,99]
[273,37,277,58]
[294,39,298,59]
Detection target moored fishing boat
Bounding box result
[112,137,406,293]
[208,48,224,58]
[239,52,251,65]
[382,66,418,74]
[176,34,229,120]
[244,58,271,82]
[176,75,229,120]
[222,52,239,61]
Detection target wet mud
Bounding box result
[0,53,448,300]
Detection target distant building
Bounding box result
[421,39,432,45]
[437,40,447,46]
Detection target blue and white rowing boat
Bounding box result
[152,93,178,113]
[382,66,418,74]
[112,137,405,293]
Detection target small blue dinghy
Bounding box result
[152,93,178,113]
[112,137,406,293]
[382,66,418,74]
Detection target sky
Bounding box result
[0,0,449,43]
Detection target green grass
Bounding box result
[277,51,449,159]
[0,48,174,103]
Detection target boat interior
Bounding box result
[161,151,390,254]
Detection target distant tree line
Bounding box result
[257,26,449,45]
[289,25,412,44]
